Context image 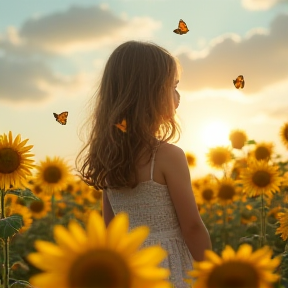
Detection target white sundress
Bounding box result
[105,148,194,288]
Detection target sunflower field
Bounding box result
[1,127,288,288]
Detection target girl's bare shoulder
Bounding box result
[157,142,186,164]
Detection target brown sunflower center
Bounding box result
[211,152,228,166]
[30,200,44,213]
[0,148,20,174]
[68,249,131,288]
[43,166,62,183]
[284,126,288,141]
[186,155,196,166]
[255,147,270,161]
[34,185,43,194]
[252,170,270,188]
[218,184,235,200]
[202,189,214,201]
[207,261,259,288]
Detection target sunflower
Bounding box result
[206,146,232,169]
[193,181,217,206]
[279,122,288,149]
[0,131,35,191]
[29,194,51,219]
[240,160,283,198]
[230,158,247,180]
[185,152,197,168]
[251,142,274,161]
[27,211,171,288]
[188,244,281,288]
[229,129,247,149]
[216,178,240,205]
[5,203,33,233]
[34,156,73,195]
[275,210,288,241]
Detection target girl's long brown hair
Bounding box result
[76,41,181,189]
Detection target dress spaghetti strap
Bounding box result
[150,141,160,181]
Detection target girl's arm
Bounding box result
[102,190,115,227]
[159,143,212,261]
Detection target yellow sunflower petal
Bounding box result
[106,212,129,248]
[29,272,66,288]
[134,267,170,280]
[86,210,106,247]
[130,246,167,267]
[221,245,235,259]
[205,249,222,264]
[27,253,66,272]
[68,221,87,245]
[236,244,252,258]
[34,241,63,256]
[116,226,150,255]
[53,225,81,253]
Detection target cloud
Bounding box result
[0,57,85,103]
[241,0,288,10]
[0,5,161,56]
[177,14,288,94]
[0,5,161,103]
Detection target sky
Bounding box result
[1,0,288,179]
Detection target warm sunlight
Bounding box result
[201,120,230,148]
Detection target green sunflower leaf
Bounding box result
[246,139,256,145]
[6,188,39,201]
[9,279,33,288]
[0,214,23,239]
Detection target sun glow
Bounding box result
[201,120,230,148]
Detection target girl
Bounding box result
[77,40,212,288]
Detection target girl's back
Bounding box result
[105,142,193,287]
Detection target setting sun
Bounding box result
[201,120,230,148]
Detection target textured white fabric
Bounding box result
[105,149,193,288]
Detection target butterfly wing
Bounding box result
[233,75,244,89]
[53,111,68,125]
[115,119,127,132]
[178,19,189,34]
[173,19,189,35]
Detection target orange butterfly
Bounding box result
[115,119,127,132]
[173,19,189,35]
[53,111,68,125]
[233,75,245,89]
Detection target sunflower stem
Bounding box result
[260,192,266,247]
[50,193,56,238]
[222,206,227,249]
[0,189,4,219]
[0,189,10,288]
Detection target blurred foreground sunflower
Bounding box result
[275,210,288,241]
[206,146,232,169]
[229,129,247,149]
[188,244,281,288]
[0,131,34,191]
[240,160,282,198]
[27,211,171,288]
[279,122,288,149]
[34,156,73,195]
